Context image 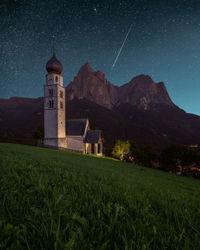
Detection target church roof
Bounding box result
[84,130,102,143]
[46,46,63,74]
[66,119,88,136]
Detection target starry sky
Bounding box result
[1,0,200,114]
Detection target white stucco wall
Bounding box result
[46,73,63,86]
[57,138,67,148]
[44,108,58,138]
[44,73,66,145]
[44,138,59,148]
[57,85,66,138]
[66,136,84,152]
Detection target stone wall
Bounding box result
[66,136,84,152]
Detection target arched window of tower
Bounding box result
[49,89,53,97]
[48,100,54,108]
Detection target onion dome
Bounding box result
[46,46,63,74]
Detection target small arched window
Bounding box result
[55,76,58,82]
[60,101,63,109]
[49,89,53,97]
[48,100,54,108]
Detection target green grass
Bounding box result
[0,143,200,249]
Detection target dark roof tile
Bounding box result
[84,130,102,143]
[66,119,88,136]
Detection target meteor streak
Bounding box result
[111,24,133,70]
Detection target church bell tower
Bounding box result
[44,46,66,148]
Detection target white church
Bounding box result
[43,48,103,156]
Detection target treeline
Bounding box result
[112,140,200,179]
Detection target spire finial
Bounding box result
[53,44,55,56]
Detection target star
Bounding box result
[0,0,200,115]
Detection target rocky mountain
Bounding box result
[66,62,174,110]
[118,75,173,110]
[1,62,200,152]
[67,62,118,109]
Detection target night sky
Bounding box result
[1,0,200,114]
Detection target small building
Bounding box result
[84,130,103,155]
[43,47,103,156]
[66,119,103,155]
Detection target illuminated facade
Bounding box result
[43,48,103,155]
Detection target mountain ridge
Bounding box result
[66,62,174,110]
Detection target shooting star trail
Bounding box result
[111,24,133,70]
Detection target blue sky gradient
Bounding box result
[1,0,200,114]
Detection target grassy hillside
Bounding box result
[0,143,200,249]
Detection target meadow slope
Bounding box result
[0,143,200,249]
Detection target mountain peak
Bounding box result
[79,61,94,73]
[129,74,154,85]
[118,74,173,109]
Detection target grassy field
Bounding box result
[0,143,200,249]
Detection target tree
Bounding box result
[160,144,200,173]
[129,142,159,167]
[142,145,159,168]
[129,141,142,164]
[33,126,44,145]
[160,144,184,172]
[112,140,130,161]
